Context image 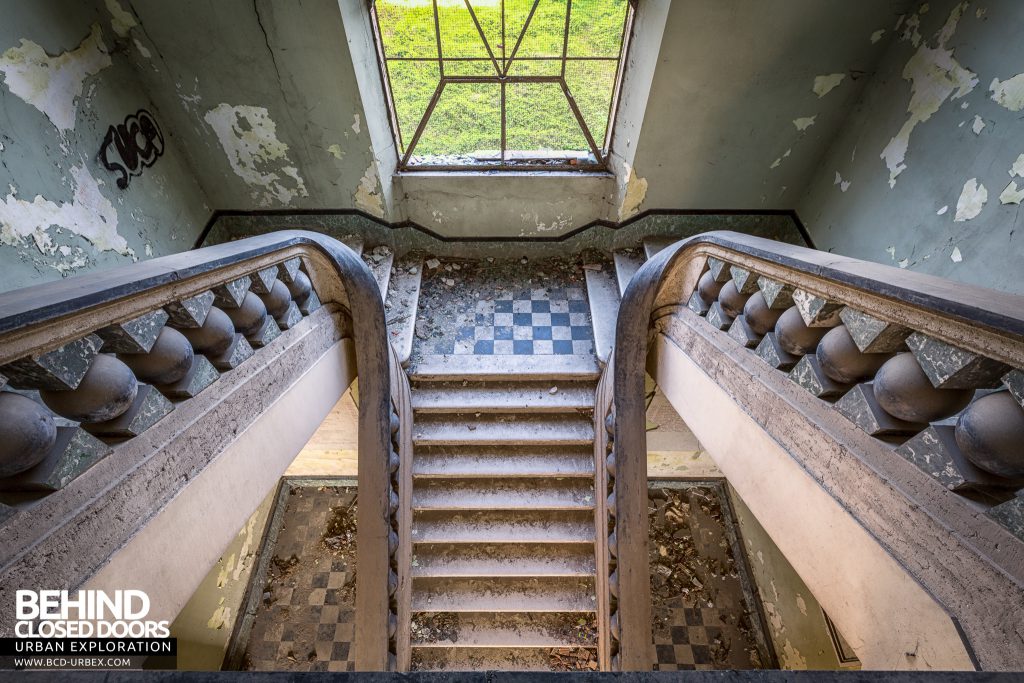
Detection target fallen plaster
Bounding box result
[813,73,846,98]
[0,163,131,262]
[618,162,648,220]
[104,0,138,37]
[989,73,1024,112]
[954,177,987,221]
[203,104,309,207]
[971,115,986,134]
[0,23,112,133]
[793,116,816,131]
[880,2,977,188]
[354,162,384,217]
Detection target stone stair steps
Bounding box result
[411,380,595,413]
[612,249,644,296]
[410,612,596,648]
[410,647,592,671]
[409,354,600,381]
[412,445,594,478]
[412,478,594,511]
[386,255,424,365]
[411,543,596,578]
[362,245,394,297]
[583,266,620,366]
[412,413,594,446]
[643,236,676,260]
[411,576,597,612]
[411,510,595,545]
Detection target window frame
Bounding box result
[368,0,636,172]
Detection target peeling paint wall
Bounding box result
[0,0,210,292]
[797,0,1024,294]
[170,488,276,670]
[628,0,911,212]
[119,0,384,217]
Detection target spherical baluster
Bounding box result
[955,391,1024,479]
[179,306,236,356]
[0,393,57,477]
[743,291,784,336]
[260,280,292,320]
[225,292,268,337]
[40,354,137,423]
[717,280,751,318]
[873,353,973,423]
[118,327,194,385]
[287,271,313,304]
[816,326,892,384]
[775,306,829,356]
[696,271,725,304]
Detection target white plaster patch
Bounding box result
[327,144,345,160]
[203,104,309,207]
[954,178,987,221]
[971,114,985,134]
[352,113,362,134]
[105,0,138,37]
[133,38,152,59]
[834,172,851,192]
[793,116,816,131]
[354,162,384,217]
[880,2,976,187]
[871,29,886,44]
[813,73,845,98]
[0,24,112,133]
[989,74,1024,112]
[1000,182,1024,205]
[937,205,948,215]
[951,246,962,263]
[617,162,647,220]
[0,163,129,257]
[1010,153,1024,178]
[796,595,808,616]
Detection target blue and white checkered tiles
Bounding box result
[452,286,593,356]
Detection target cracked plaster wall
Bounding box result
[0,0,211,293]
[628,0,911,212]
[797,0,1024,294]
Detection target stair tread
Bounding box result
[410,646,596,671]
[386,256,424,365]
[612,249,644,297]
[413,446,594,478]
[413,414,594,446]
[412,478,594,511]
[410,354,600,381]
[412,543,596,578]
[362,245,394,298]
[411,380,595,413]
[643,235,677,260]
[583,267,619,365]
[412,577,597,612]
[411,612,597,647]
[412,510,594,544]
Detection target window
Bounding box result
[370,0,635,171]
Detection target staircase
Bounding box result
[404,354,602,671]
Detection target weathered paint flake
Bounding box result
[971,115,985,134]
[989,73,1024,112]
[0,163,129,258]
[871,29,886,44]
[354,162,384,217]
[203,104,309,207]
[1000,154,1024,205]
[954,178,987,222]
[104,0,138,37]
[833,172,851,193]
[617,162,647,220]
[792,116,816,131]
[951,246,963,263]
[813,73,846,98]
[880,2,976,187]
[327,144,345,160]
[0,23,112,132]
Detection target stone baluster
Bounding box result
[172,280,254,373]
[158,292,222,398]
[387,400,401,671]
[278,258,322,316]
[244,266,285,346]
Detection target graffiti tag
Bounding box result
[99,109,164,189]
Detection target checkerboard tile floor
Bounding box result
[236,484,356,672]
[462,287,594,356]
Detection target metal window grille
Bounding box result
[369,0,635,171]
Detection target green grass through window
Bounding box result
[374,0,630,165]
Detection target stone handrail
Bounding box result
[0,231,394,670]
[609,231,1024,670]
